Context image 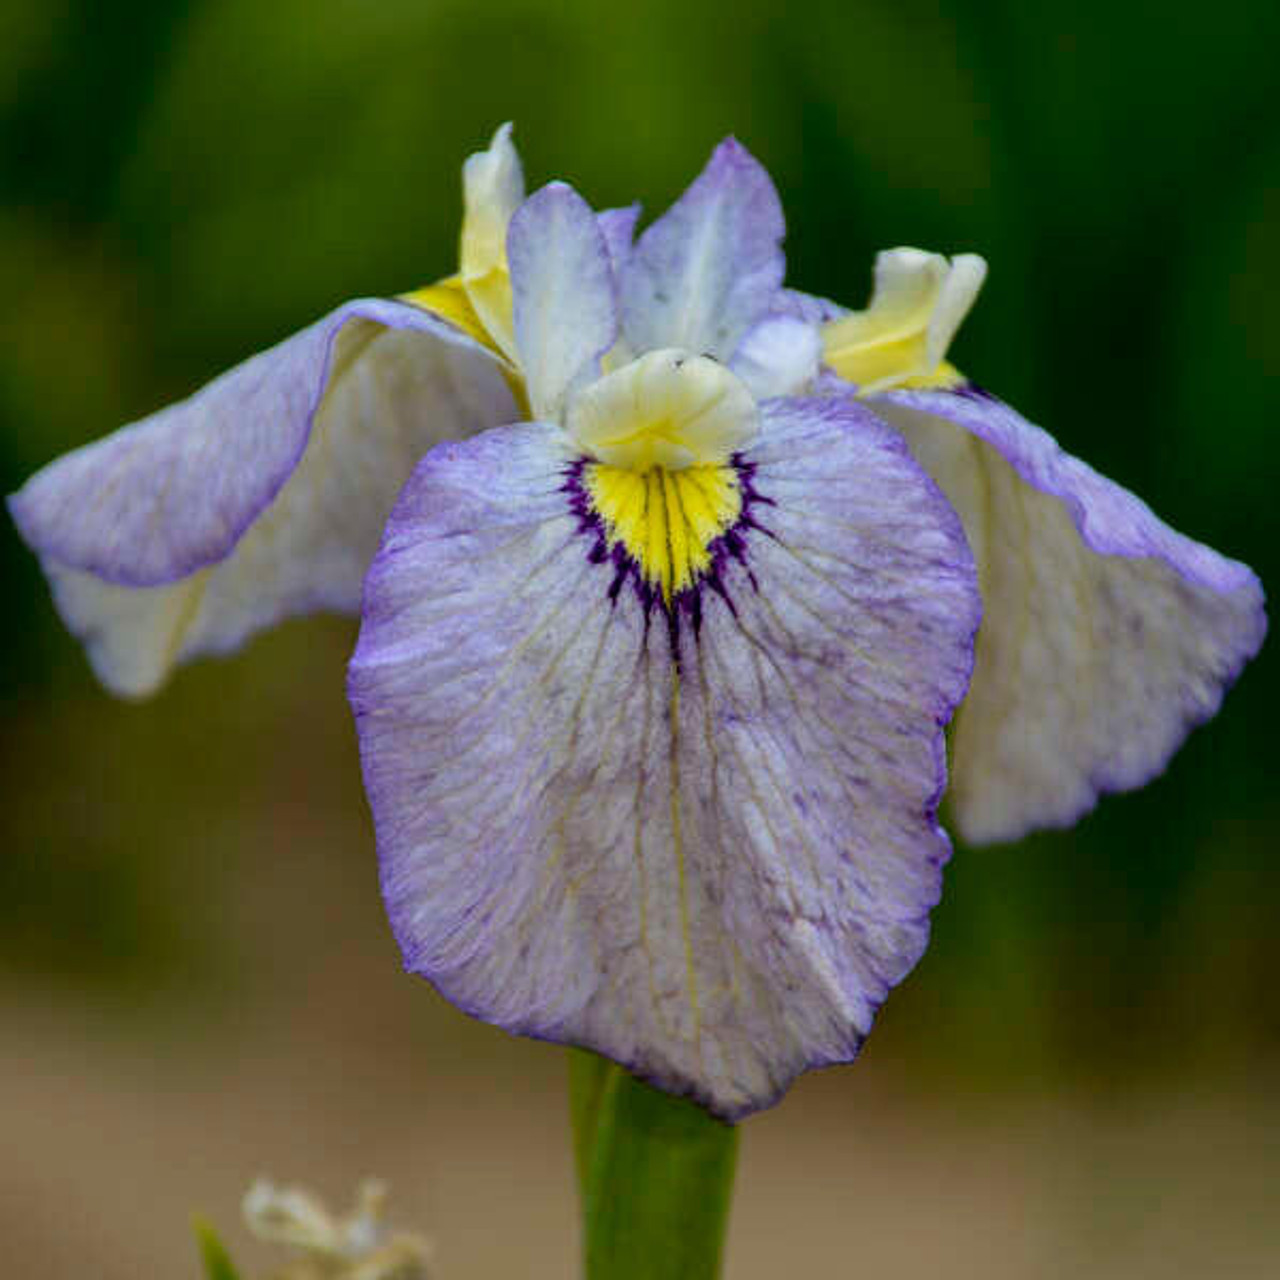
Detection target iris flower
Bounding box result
[9,128,1263,1119]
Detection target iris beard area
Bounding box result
[563,455,774,661]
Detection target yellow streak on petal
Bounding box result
[458,124,523,364]
[401,275,495,350]
[397,128,524,398]
[401,275,529,416]
[585,462,741,602]
[823,320,932,391]
[898,359,966,390]
[822,323,966,392]
[460,267,518,366]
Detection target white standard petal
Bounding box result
[508,182,618,421]
[349,400,979,1118]
[620,137,785,361]
[8,300,516,696]
[875,387,1267,844]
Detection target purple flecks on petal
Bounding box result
[8,302,518,696]
[560,454,772,665]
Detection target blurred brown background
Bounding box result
[3,1,1278,1276]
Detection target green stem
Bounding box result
[192,1216,242,1280]
[569,1049,739,1280]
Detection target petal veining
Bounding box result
[620,138,785,361]
[9,300,516,695]
[574,460,744,608]
[349,399,979,1118]
[876,386,1267,844]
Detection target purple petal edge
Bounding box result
[883,385,1267,837]
[882,386,1264,602]
[349,403,981,1119]
[8,298,498,587]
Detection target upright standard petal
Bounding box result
[875,387,1267,844]
[508,183,618,421]
[9,300,516,695]
[619,138,785,361]
[349,400,979,1119]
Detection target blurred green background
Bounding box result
[2,1,1277,1276]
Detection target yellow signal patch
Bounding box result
[584,463,742,603]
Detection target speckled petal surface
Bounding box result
[348,398,979,1119]
[619,138,785,361]
[508,182,618,421]
[9,302,516,695]
[876,387,1267,845]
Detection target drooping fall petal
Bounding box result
[875,386,1267,843]
[9,300,515,694]
[349,397,978,1118]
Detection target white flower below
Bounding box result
[244,1178,433,1280]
